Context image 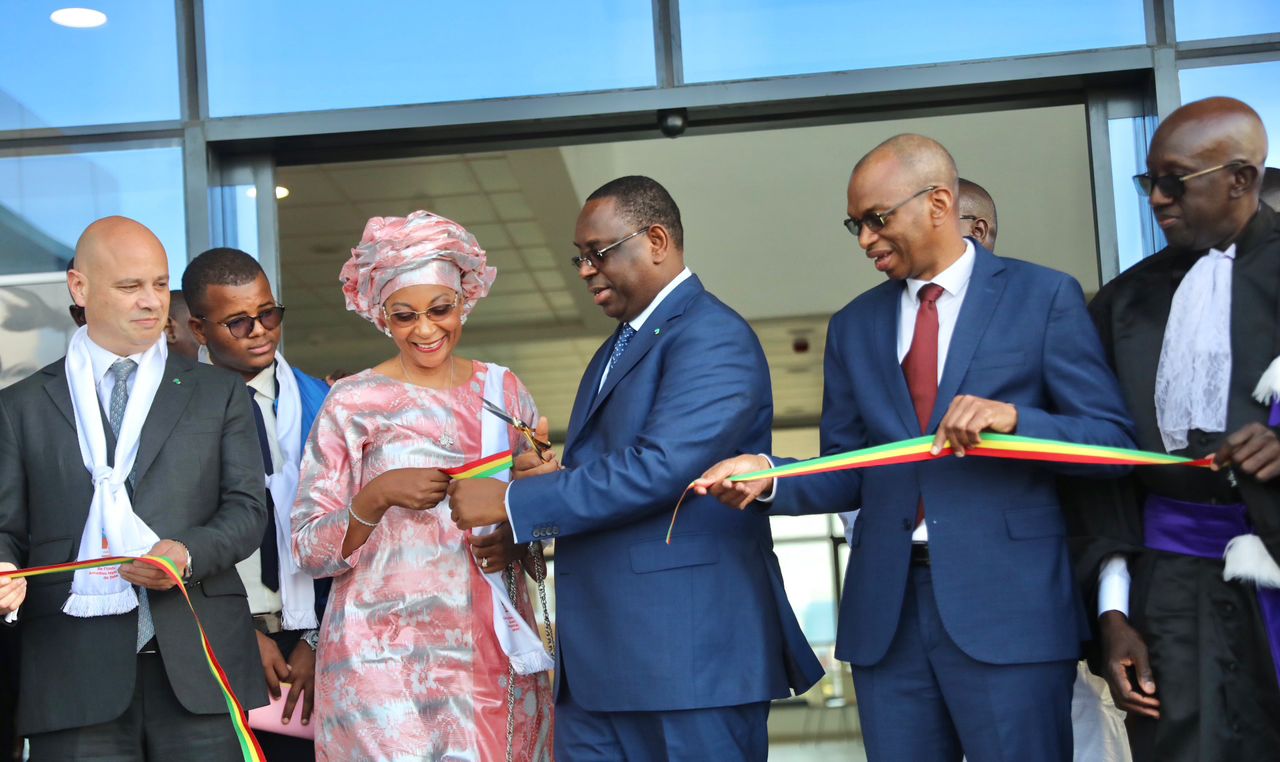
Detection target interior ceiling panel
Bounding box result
[277,104,1093,434]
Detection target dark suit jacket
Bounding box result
[507,275,824,713]
[0,351,268,735]
[770,245,1136,667]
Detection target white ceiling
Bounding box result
[277,104,1095,435]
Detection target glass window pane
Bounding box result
[204,1,657,117]
[0,276,79,389]
[1174,0,1280,41]
[680,0,1146,83]
[0,1,179,131]
[0,144,187,278]
[1179,61,1280,169]
[1109,116,1164,272]
[775,540,837,646]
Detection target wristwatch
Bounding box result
[302,629,320,651]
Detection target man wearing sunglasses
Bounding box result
[696,134,1135,761]
[1072,97,1280,761]
[182,248,330,762]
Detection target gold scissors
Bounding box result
[481,398,552,456]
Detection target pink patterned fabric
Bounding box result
[341,210,497,333]
[292,363,553,761]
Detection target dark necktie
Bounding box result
[109,359,155,651]
[248,392,279,592]
[608,324,637,373]
[902,283,944,527]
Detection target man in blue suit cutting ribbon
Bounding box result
[697,135,1136,761]
[449,175,822,761]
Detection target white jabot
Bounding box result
[1154,244,1235,452]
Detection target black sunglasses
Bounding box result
[198,306,285,339]
[1133,161,1246,200]
[844,186,937,237]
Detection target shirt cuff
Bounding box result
[756,455,778,503]
[1097,554,1131,618]
[504,482,520,543]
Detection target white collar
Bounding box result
[247,361,278,401]
[628,268,693,333]
[84,333,147,386]
[905,238,975,304]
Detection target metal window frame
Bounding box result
[2,0,1277,278]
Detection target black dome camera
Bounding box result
[658,109,687,138]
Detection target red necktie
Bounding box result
[902,283,944,526]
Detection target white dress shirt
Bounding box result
[508,267,694,542]
[598,267,693,390]
[234,362,285,617]
[84,335,145,414]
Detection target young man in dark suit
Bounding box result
[183,247,330,761]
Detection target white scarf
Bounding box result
[63,328,166,617]
[271,354,318,630]
[459,363,554,675]
[1154,245,1235,452]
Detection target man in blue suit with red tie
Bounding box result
[449,176,822,760]
[697,135,1136,761]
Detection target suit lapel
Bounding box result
[585,276,703,423]
[132,354,196,484]
[873,285,921,436]
[42,364,76,432]
[564,339,612,457]
[929,246,1006,433]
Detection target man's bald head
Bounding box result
[1146,97,1269,250]
[68,216,171,356]
[958,178,998,250]
[853,133,960,196]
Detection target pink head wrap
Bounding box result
[341,210,496,334]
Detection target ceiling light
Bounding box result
[50,8,107,28]
[244,186,290,200]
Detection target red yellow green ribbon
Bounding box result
[666,433,1214,543]
[442,450,514,480]
[2,555,265,761]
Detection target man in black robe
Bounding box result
[1071,96,1280,760]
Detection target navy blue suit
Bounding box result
[507,275,822,759]
[771,246,1136,760]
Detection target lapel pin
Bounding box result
[172,378,181,385]
[653,328,661,336]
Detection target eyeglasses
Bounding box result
[844,186,937,237]
[569,227,649,270]
[1133,161,1246,200]
[383,296,461,328]
[959,215,979,222]
[198,305,285,339]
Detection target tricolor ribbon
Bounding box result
[441,450,514,480]
[1,555,265,761]
[667,433,1215,543]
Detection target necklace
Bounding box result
[400,354,459,449]
[399,353,457,390]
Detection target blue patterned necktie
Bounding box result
[108,358,155,652]
[608,324,637,373]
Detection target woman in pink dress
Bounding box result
[292,211,553,761]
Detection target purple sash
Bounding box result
[1145,494,1280,689]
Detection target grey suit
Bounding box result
[0,351,268,742]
